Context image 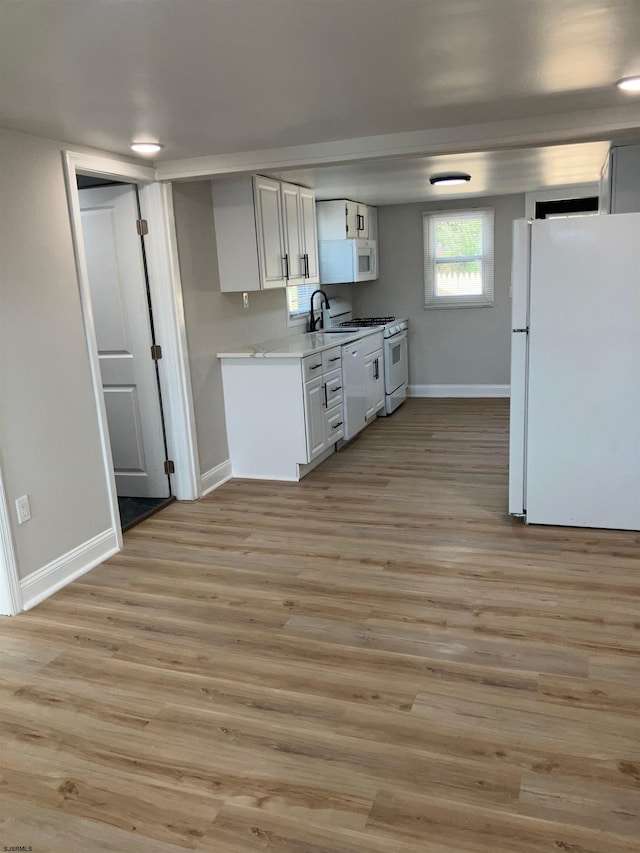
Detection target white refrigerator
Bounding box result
[509,212,640,531]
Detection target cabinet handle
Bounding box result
[283,254,289,279]
[374,358,379,379]
[357,214,364,231]
[329,356,340,362]
[303,253,309,278]
[323,383,328,408]
[310,363,321,370]
[330,385,341,392]
[332,421,343,429]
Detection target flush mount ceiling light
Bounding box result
[616,75,640,93]
[130,141,163,154]
[429,173,472,186]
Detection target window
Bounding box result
[286,282,316,326]
[423,208,494,308]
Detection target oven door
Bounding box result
[384,331,408,393]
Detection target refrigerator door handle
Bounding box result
[508,219,532,519]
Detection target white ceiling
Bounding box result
[271,142,611,205]
[1,0,639,199]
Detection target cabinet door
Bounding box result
[299,187,320,284]
[356,204,369,239]
[304,376,327,460]
[253,176,286,289]
[365,349,384,420]
[367,206,378,242]
[281,182,304,284]
[345,201,358,238]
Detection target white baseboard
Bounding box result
[19,528,120,611]
[408,384,510,398]
[200,459,233,497]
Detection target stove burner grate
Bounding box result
[339,316,395,327]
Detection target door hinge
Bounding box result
[151,344,163,360]
[136,219,149,236]
[164,460,175,475]
[512,327,529,334]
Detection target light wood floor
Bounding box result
[1,399,639,852]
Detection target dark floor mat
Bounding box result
[118,495,174,531]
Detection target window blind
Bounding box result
[287,282,317,321]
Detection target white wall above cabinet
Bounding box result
[211,175,320,292]
[316,199,378,241]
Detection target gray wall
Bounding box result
[0,128,116,579]
[350,194,525,387]
[172,181,296,476]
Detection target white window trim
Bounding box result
[423,207,495,309]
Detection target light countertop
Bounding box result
[217,327,382,359]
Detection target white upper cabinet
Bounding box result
[345,201,358,238]
[356,203,369,239]
[280,181,305,284]
[211,175,319,292]
[299,187,320,284]
[254,176,287,289]
[316,199,378,241]
[282,182,320,286]
[367,205,378,243]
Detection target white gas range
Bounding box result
[323,298,409,415]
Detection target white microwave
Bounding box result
[318,239,378,284]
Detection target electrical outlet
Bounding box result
[242,292,249,309]
[15,494,31,524]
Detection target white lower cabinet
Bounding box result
[220,346,343,481]
[365,347,384,420]
[304,375,327,459]
[303,349,344,461]
[342,332,384,440]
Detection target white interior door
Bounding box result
[525,214,640,530]
[79,185,169,498]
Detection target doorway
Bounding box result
[76,177,174,530]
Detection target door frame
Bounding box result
[0,151,200,616]
[0,464,22,616]
[63,152,201,517]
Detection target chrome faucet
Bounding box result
[308,290,331,332]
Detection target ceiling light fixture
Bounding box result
[130,141,163,154]
[429,173,472,187]
[616,75,640,93]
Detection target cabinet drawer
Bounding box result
[322,346,342,372]
[324,368,343,408]
[302,354,324,382]
[326,404,344,442]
